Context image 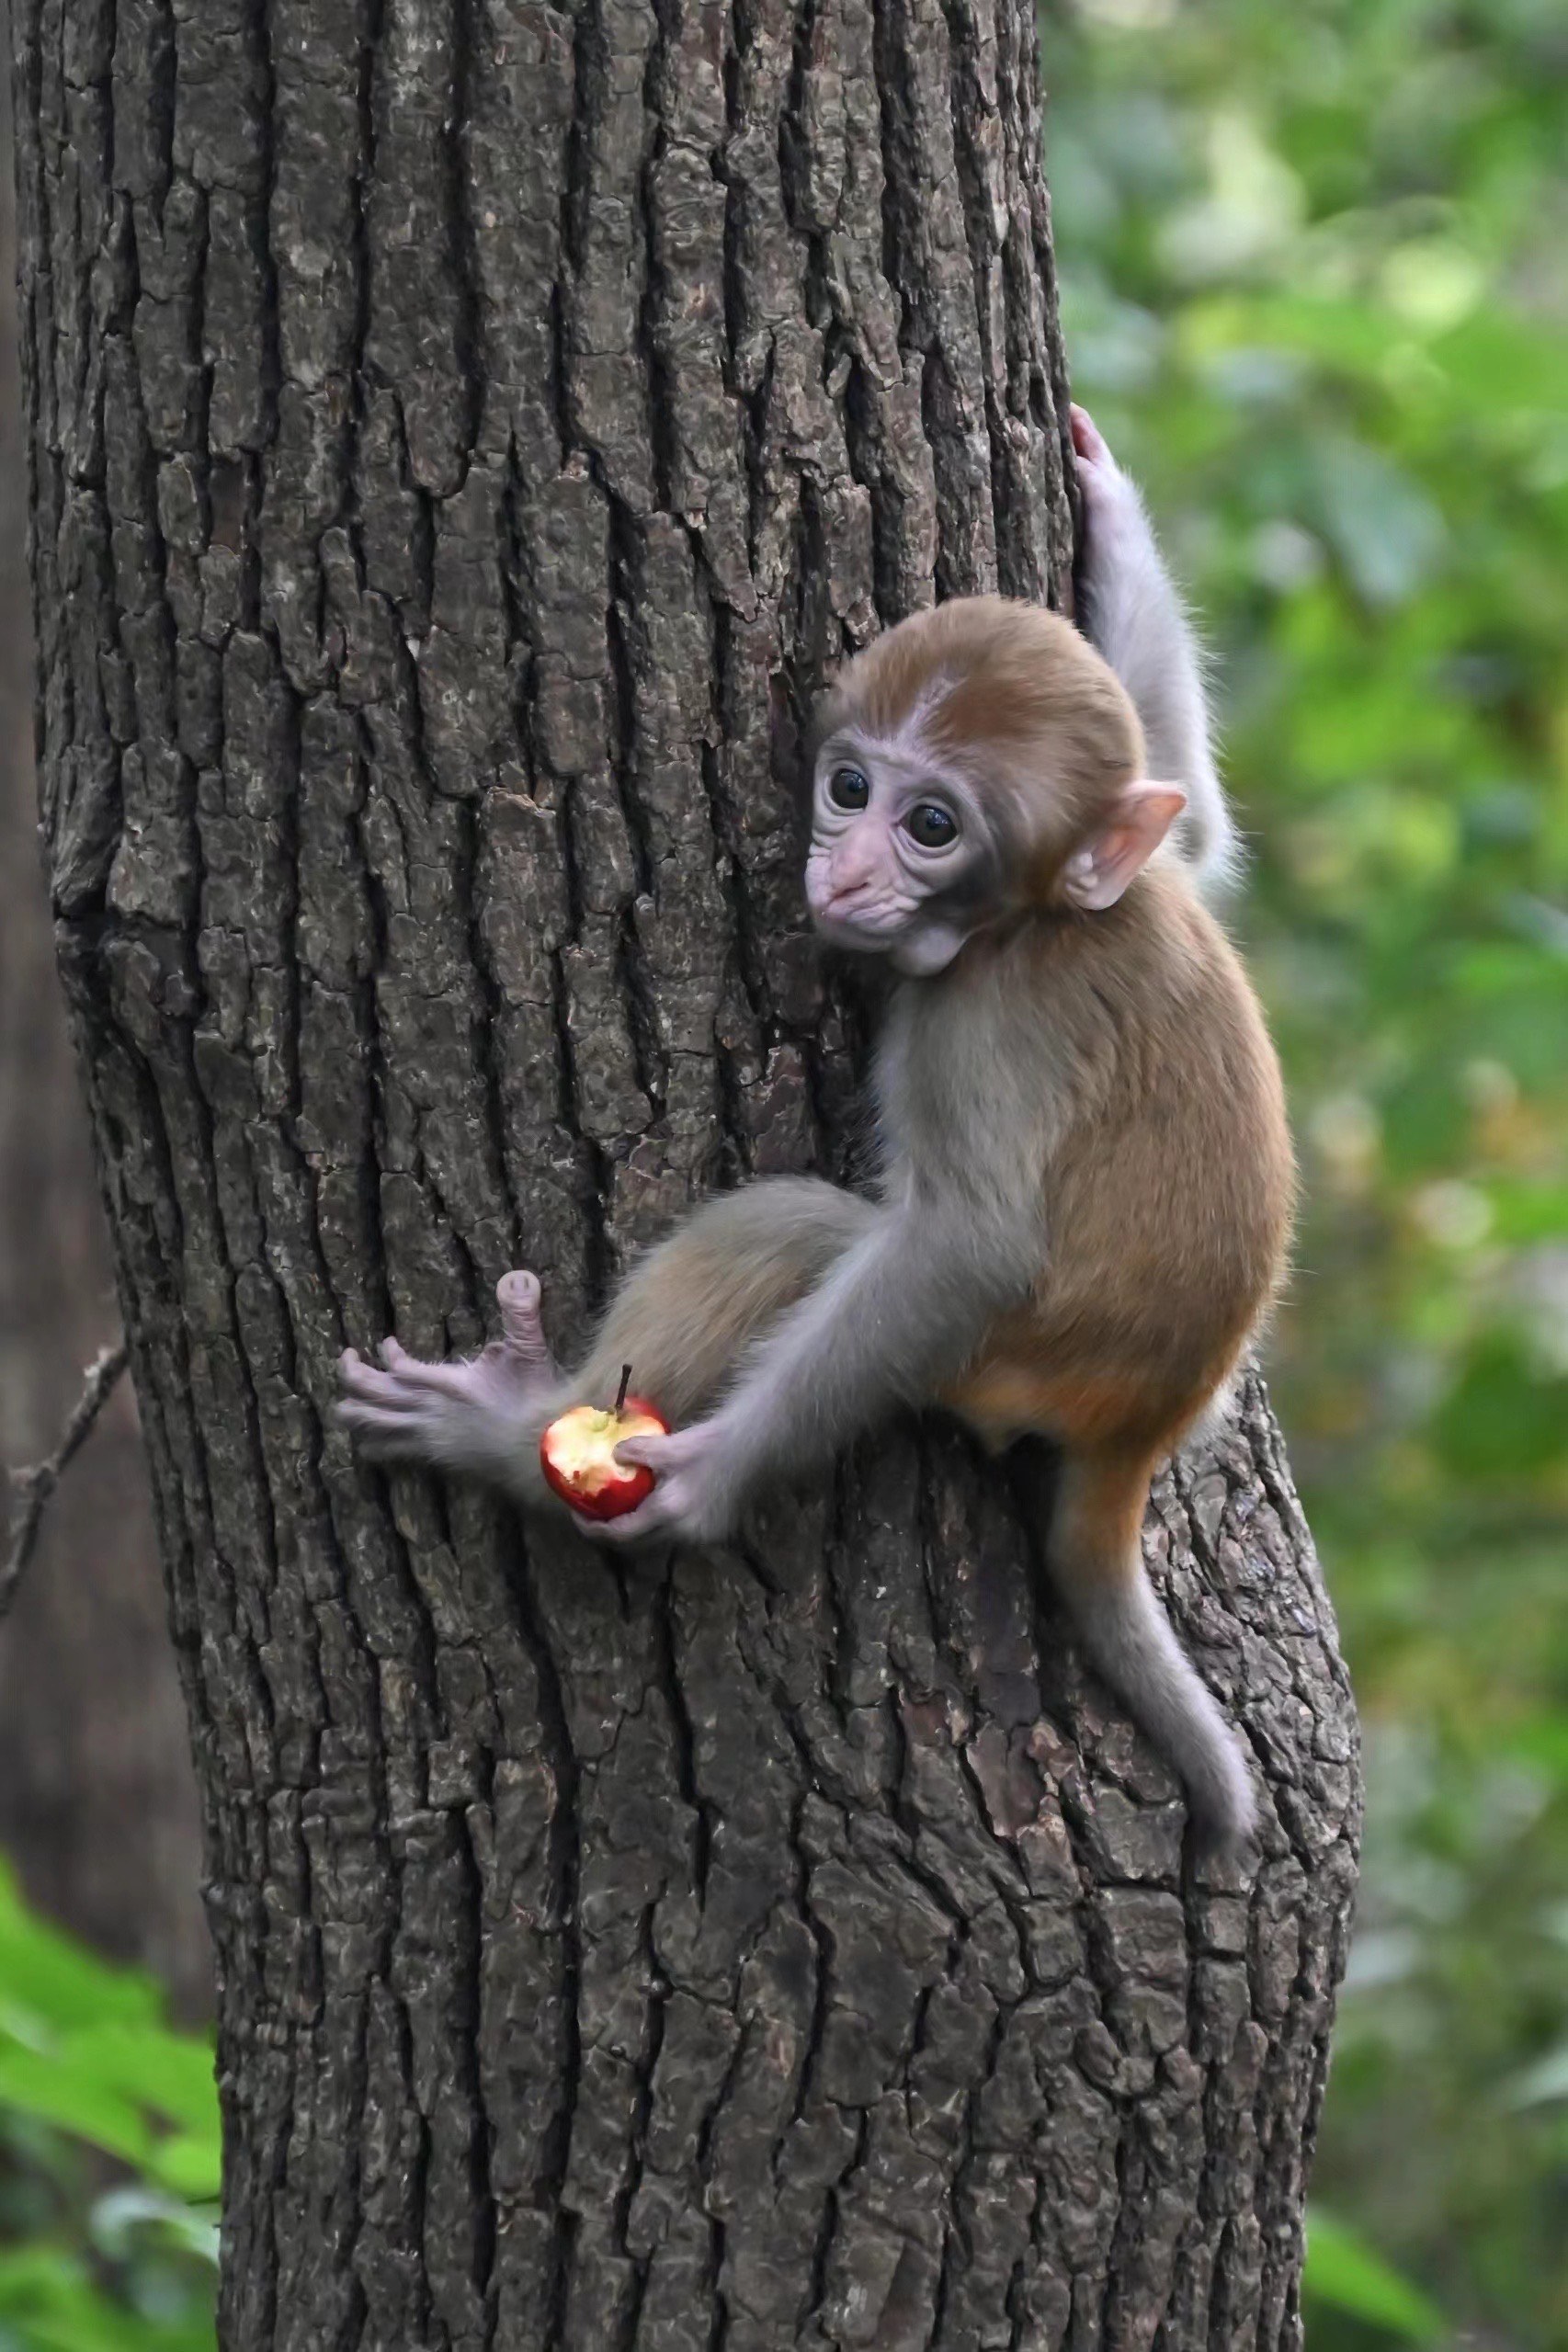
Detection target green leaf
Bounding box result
[0,1863,160,2042]
[0,2046,153,2169]
[145,2132,222,2205]
[1502,2045,1568,2110]
[88,2188,220,2270]
[1430,1333,1568,1480]
[0,1876,221,2197]
[1310,437,1446,608]
[1303,2209,1445,2340]
[0,2244,212,2352]
[56,2024,218,2141]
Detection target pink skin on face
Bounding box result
[803,730,983,975]
[804,767,930,940]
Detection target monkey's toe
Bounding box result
[339,1353,425,1411]
[337,1400,424,1447]
[496,1267,558,1374]
[497,1267,540,1312]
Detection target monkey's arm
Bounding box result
[600,1191,1037,1545]
[1071,405,1240,898]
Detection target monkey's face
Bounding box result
[805,726,999,976]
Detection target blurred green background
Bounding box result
[1049,0,1568,2339]
[0,1865,217,2352]
[1,0,1565,2344]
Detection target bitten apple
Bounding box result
[540,1367,668,1521]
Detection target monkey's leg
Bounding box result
[572,1176,881,1429]
[337,1176,877,1508]
[1011,1434,1256,1850]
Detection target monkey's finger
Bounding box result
[338,1349,403,1403]
[379,1335,449,1376]
[587,1490,680,1545]
[376,1338,484,1398]
[613,1433,680,1471]
[335,1401,436,1447]
[616,1424,711,1471]
[1070,403,1109,467]
[338,1358,437,1414]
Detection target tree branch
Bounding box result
[2,1338,130,1618]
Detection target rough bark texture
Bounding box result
[10,0,1360,2344]
[0,26,207,2014]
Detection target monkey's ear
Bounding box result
[1061,782,1187,911]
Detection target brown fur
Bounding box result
[821,614,1293,1841]
[937,867,1294,1460]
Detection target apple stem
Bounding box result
[615,1362,632,1415]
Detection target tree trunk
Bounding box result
[0,13,208,2015]
[10,0,1360,2341]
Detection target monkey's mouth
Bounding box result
[806,870,926,938]
[809,901,920,951]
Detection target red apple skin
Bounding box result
[540,1396,668,1521]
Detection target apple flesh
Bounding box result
[540,1396,668,1521]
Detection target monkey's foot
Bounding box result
[1070,403,1135,521]
[335,1269,560,1478]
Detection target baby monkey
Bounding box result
[339,409,1291,1848]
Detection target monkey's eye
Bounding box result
[903,802,959,850]
[828,766,870,811]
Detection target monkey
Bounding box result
[337,406,1290,1850]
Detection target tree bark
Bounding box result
[0,16,207,2015]
[10,0,1359,2342]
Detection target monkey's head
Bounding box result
[805,597,1187,976]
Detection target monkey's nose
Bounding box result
[824,844,882,903]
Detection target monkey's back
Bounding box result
[938,869,1295,1454]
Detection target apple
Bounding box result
[540,1367,667,1521]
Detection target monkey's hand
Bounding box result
[581,1416,744,1549]
[335,1269,558,1487]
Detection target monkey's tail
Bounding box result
[1021,1442,1257,1850]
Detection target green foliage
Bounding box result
[0,1861,217,2352]
[1305,2210,1445,2342]
[1048,0,1568,2340]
